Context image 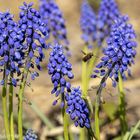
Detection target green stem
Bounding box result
[69,131,74,140]
[82,47,88,97]
[94,64,115,140]
[62,104,69,140]
[81,46,99,140]
[80,128,86,140]
[118,72,128,136]
[80,46,88,140]
[9,82,15,140]
[18,69,28,140]
[95,95,100,140]
[1,79,10,140]
[87,47,99,89]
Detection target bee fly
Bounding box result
[81,50,98,62]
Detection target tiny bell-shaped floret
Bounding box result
[80,0,97,49]
[39,0,69,51]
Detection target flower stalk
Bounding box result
[9,77,15,140]
[94,63,115,140]
[62,94,69,140]
[81,46,88,140]
[2,75,10,140]
[82,46,88,97]
[94,95,100,140]
[118,72,128,136]
[18,69,28,140]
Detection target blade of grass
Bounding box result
[128,120,140,140]
[80,46,88,140]
[118,72,128,136]
[30,101,63,140]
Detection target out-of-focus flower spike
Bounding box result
[80,0,97,49]
[80,0,120,48]
[39,0,70,54]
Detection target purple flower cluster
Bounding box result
[48,43,74,105]
[0,12,24,86]
[24,129,38,140]
[97,0,120,46]
[93,16,137,87]
[19,2,49,80]
[80,0,120,48]
[65,87,90,128]
[80,0,97,49]
[39,0,69,48]
[48,44,91,128]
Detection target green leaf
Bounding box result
[123,120,140,140]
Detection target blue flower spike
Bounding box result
[48,43,74,105]
[0,11,24,86]
[65,87,91,128]
[18,2,49,81]
[93,16,137,87]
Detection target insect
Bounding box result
[81,50,98,62]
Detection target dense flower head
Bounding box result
[97,0,120,46]
[0,11,24,86]
[92,16,137,87]
[18,2,49,80]
[39,0,69,50]
[80,0,97,48]
[48,43,74,105]
[24,129,38,140]
[65,87,90,128]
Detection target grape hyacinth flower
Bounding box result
[80,0,97,49]
[24,129,38,140]
[0,11,24,86]
[48,43,74,106]
[18,2,49,80]
[80,0,120,48]
[97,0,120,46]
[92,16,137,87]
[65,87,90,128]
[39,0,70,52]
